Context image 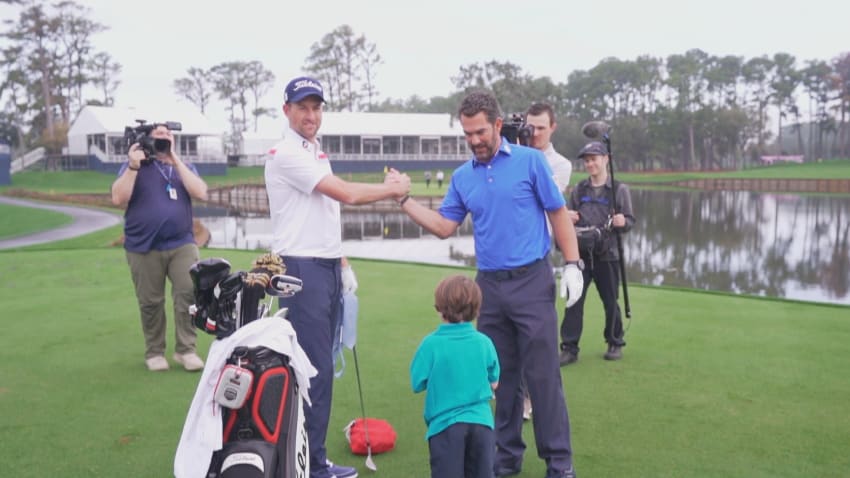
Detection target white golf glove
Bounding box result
[341,265,359,295]
[560,264,584,308]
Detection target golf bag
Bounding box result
[206,345,308,478]
[179,254,310,478]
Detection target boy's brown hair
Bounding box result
[434,274,482,323]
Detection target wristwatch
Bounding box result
[564,259,585,271]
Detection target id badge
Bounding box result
[167,185,177,200]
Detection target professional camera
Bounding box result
[123,120,182,164]
[501,113,533,146]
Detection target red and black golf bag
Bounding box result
[206,345,308,478]
[179,254,311,478]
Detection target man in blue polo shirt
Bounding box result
[397,90,584,478]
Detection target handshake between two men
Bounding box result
[383,168,584,309]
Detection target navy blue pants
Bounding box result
[428,423,494,478]
[476,259,574,476]
[561,257,625,355]
[278,256,342,478]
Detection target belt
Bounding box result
[280,256,340,266]
[478,258,543,281]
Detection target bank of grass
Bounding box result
[621,158,850,185]
[3,159,848,197]
[0,203,72,239]
[0,241,848,477]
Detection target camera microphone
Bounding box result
[581,121,611,139]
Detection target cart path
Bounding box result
[0,196,122,250]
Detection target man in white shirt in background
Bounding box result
[522,101,573,421]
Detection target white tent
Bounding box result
[67,105,226,165]
[240,112,466,164]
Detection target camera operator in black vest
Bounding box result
[559,141,634,365]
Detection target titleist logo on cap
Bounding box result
[292,79,322,93]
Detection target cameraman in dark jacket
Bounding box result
[560,141,634,365]
[112,124,208,372]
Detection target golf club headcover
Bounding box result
[210,272,245,339]
[251,253,286,277]
[344,418,396,455]
[189,258,232,332]
[240,273,269,326]
[267,275,303,297]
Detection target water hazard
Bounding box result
[196,187,850,306]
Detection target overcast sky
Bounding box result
[2,0,848,131]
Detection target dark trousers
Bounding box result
[476,259,574,475]
[428,423,495,478]
[560,258,625,354]
[278,257,341,478]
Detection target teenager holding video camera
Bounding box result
[559,141,634,365]
[111,124,208,372]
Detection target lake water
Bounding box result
[197,189,850,306]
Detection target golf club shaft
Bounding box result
[351,346,372,447]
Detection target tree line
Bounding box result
[1,0,120,152]
[2,1,849,170]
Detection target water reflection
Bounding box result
[197,189,850,306]
[624,190,849,305]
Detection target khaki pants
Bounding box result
[126,243,199,359]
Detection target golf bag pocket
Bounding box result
[207,346,309,478]
[218,440,277,478]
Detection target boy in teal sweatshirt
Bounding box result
[411,274,500,478]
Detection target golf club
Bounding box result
[352,346,377,471]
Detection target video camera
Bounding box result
[501,113,533,146]
[124,120,182,164]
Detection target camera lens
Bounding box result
[154,138,171,153]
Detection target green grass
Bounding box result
[0,203,72,239]
[618,158,850,185]
[1,164,849,476]
[0,244,848,477]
